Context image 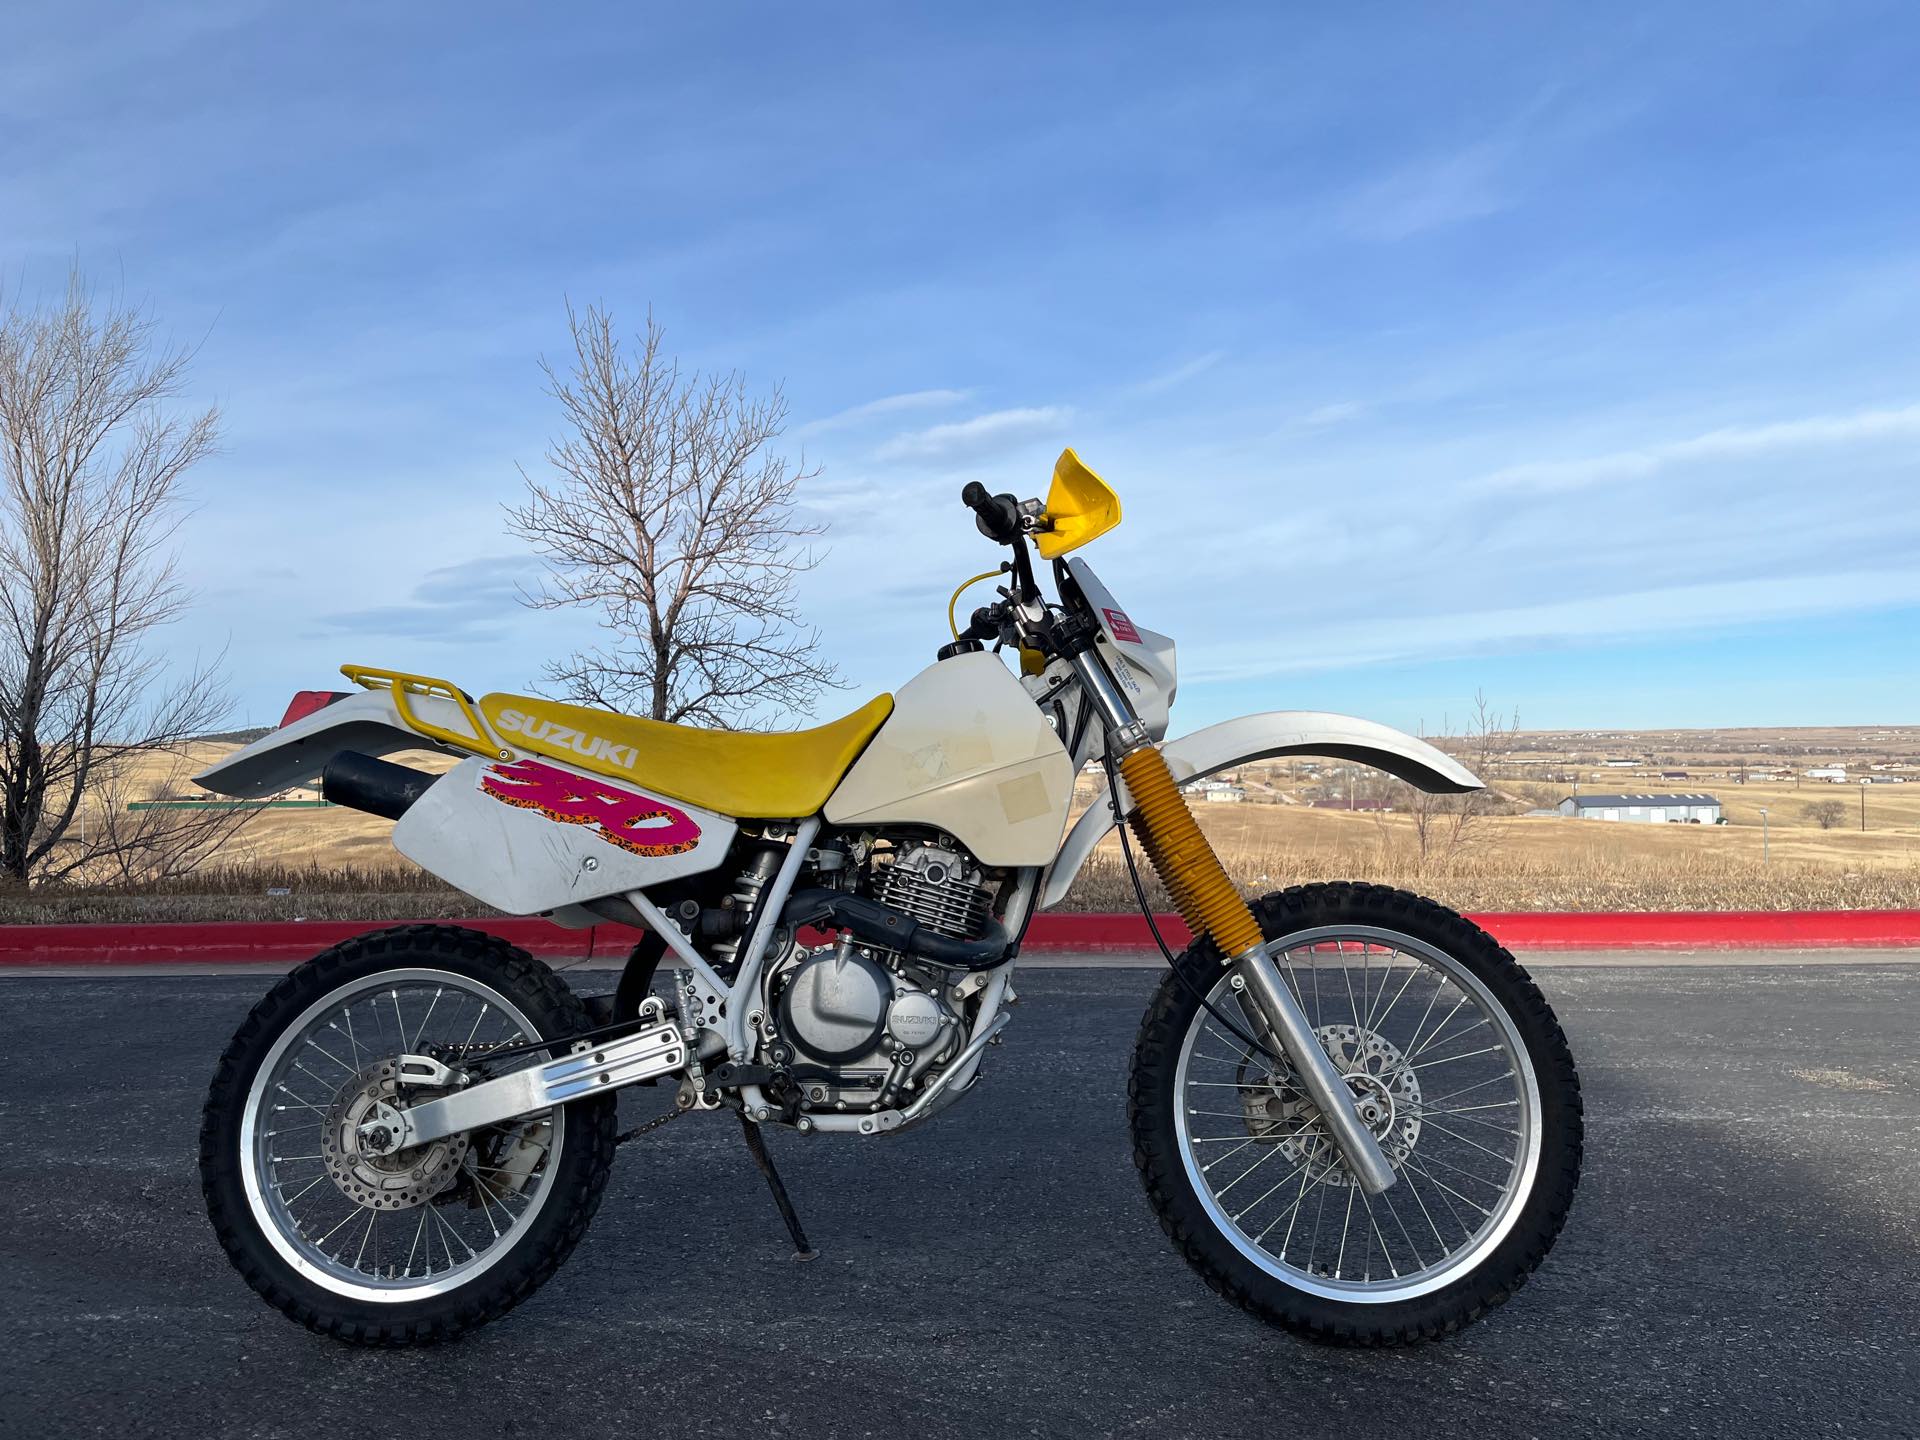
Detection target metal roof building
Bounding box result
[1557,793,1721,824]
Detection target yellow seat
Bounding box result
[477,692,895,819]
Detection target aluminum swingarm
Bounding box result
[360,1011,687,1151]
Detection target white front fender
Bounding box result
[1038,711,1482,910]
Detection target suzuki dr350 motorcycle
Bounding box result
[197,451,1581,1346]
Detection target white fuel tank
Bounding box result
[824,651,1073,866]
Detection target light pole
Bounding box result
[1759,806,1769,867]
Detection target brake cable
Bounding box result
[947,566,1009,639]
[1102,750,1291,1072]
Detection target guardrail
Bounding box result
[3,910,1920,966]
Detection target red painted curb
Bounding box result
[2,910,1918,966]
[0,917,623,968]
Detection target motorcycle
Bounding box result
[196,450,1581,1346]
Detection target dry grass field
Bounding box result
[9,725,1918,923]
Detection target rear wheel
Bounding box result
[199,925,616,1345]
[1129,883,1582,1344]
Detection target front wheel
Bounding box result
[1129,883,1582,1345]
[199,925,617,1345]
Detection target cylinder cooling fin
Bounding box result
[877,843,994,940]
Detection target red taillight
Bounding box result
[279,690,350,728]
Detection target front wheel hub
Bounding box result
[1241,1023,1422,1187]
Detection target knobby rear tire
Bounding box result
[199,924,617,1345]
[1127,882,1583,1345]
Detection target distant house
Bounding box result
[1600,759,1638,768]
[1806,766,1848,781]
[1192,780,1244,803]
[1557,793,1722,824]
[1660,770,1689,780]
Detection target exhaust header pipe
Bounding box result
[321,751,439,821]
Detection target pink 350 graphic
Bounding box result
[480,757,701,858]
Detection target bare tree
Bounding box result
[508,305,842,726]
[1804,799,1845,831]
[1389,689,1520,873]
[0,270,246,887]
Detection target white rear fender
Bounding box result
[1038,711,1482,910]
[192,690,479,798]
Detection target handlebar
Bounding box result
[961,482,1022,545]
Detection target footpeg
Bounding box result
[383,1021,688,1148]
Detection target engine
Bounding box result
[762,841,1001,1113]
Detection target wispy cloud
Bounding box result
[1286,400,1366,431]
[1188,566,1920,684]
[794,388,970,436]
[314,555,542,643]
[1131,351,1225,395]
[1339,141,1511,242]
[874,405,1072,465]
[1476,402,1920,494]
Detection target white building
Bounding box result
[1557,792,1722,824]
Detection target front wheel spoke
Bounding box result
[1415,1145,1510,1192]
[1199,1133,1266,1171]
[1400,1155,1495,1220]
[1261,1153,1320,1251]
[1335,1185,1356,1278]
[1356,1188,1397,1280]
[1231,1157,1313,1223]
[1215,1138,1288,1198]
[1419,1117,1519,1165]
[1375,1180,1427,1272]
[1418,1072,1517,1109]
[1408,1013,1492,1062]
[1402,1044,1506,1072]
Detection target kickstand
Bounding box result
[737,1111,819,1261]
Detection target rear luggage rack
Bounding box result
[340,665,506,759]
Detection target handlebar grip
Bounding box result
[960,483,1020,544]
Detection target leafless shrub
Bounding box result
[509,305,842,726]
[1380,690,1520,874]
[1804,800,1846,830]
[0,269,247,887]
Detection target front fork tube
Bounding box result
[1233,944,1398,1195]
[1063,646,1397,1195]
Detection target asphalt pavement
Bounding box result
[4,962,1917,1439]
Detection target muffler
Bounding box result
[320,751,440,820]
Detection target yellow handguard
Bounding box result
[1117,745,1265,957]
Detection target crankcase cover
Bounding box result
[778,946,892,1064]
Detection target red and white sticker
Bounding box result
[1102,607,1142,645]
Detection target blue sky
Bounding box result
[5,2,1919,734]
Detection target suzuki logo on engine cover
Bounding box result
[480,758,700,858]
[490,708,639,770]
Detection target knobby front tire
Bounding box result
[199,925,617,1345]
[1128,883,1583,1345]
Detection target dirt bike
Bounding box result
[196,450,1582,1346]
